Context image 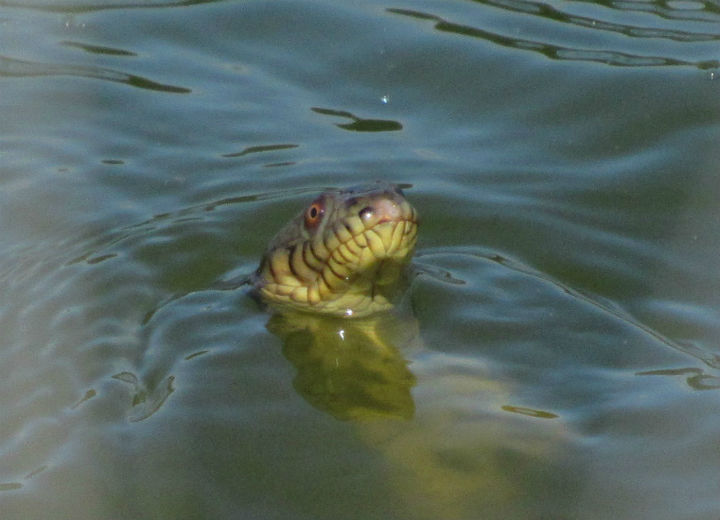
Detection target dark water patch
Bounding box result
[0,55,191,93]
[312,107,403,132]
[502,405,560,419]
[85,253,117,264]
[60,40,137,56]
[262,161,295,168]
[637,367,720,390]
[222,143,299,158]
[184,350,209,360]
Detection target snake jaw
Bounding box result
[254,182,418,317]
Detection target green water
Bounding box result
[1,1,719,518]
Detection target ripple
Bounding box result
[416,246,720,370]
[636,367,720,390]
[473,0,720,40]
[0,201,239,480]
[578,0,720,22]
[60,41,137,56]
[111,372,175,422]
[222,143,299,158]
[311,107,403,132]
[0,54,191,93]
[501,405,560,419]
[0,0,223,13]
[387,7,720,69]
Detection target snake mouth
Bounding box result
[255,182,419,317]
[324,215,418,283]
[291,211,417,316]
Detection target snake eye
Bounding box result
[304,199,325,228]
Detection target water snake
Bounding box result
[251,180,419,317]
[249,182,568,515]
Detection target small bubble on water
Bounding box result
[63,15,87,30]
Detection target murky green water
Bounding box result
[2,0,719,518]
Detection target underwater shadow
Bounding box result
[265,310,420,421]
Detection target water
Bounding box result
[1,0,719,518]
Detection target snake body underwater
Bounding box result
[248,182,570,518]
[251,181,419,317]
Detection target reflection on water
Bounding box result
[0,55,191,93]
[637,367,720,390]
[0,0,223,13]
[472,0,720,40]
[60,40,138,57]
[311,107,403,132]
[388,5,720,69]
[222,143,299,159]
[267,310,418,420]
[265,306,575,519]
[111,372,175,422]
[574,0,720,23]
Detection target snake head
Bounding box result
[253,181,419,317]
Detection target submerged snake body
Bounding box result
[252,181,419,317]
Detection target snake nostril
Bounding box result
[358,206,373,220]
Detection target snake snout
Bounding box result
[359,197,403,225]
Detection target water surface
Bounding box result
[1,0,719,518]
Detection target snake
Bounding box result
[251,180,419,317]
